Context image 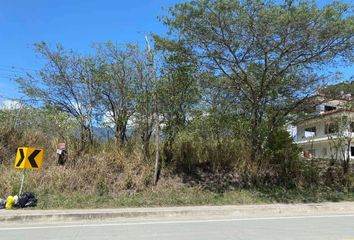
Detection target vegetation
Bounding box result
[0,0,354,207]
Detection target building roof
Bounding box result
[296,109,354,125]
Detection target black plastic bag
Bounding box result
[16,192,37,208]
[0,199,5,209]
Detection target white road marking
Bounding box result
[1,214,354,231]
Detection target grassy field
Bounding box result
[35,187,354,209]
[1,147,353,209]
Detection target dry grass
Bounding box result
[0,114,353,209]
[0,147,155,197]
[1,147,353,209]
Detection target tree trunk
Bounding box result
[79,124,93,152]
[142,132,150,162]
[163,140,174,164]
[115,124,127,145]
[250,106,263,164]
[344,140,351,175]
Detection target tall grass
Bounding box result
[0,108,353,208]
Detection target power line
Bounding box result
[0,67,38,79]
[0,74,27,80]
[0,68,28,75]
[0,64,38,72]
[0,73,27,78]
[0,71,27,76]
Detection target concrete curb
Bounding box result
[1,202,354,223]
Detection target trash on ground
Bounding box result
[0,198,5,209]
[15,192,37,208]
[1,192,37,210]
[5,196,15,209]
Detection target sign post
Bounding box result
[14,147,44,195]
[19,169,26,196]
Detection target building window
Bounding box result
[351,147,354,157]
[324,105,336,112]
[304,127,316,138]
[325,123,338,134]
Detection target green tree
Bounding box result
[17,42,97,151]
[154,37,201,163]
[161,0,354,163]
[130,45,155,162]
[94,42,138,145]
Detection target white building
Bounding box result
[295,95,354,161]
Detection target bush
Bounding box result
[169,131,247,173]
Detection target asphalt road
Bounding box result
[1,214,354,240]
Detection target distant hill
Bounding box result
[321,81,354,98]
[92,127,115,141]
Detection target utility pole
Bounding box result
[145,35,160,185]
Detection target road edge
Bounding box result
[1,202,354,223]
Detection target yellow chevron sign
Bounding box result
[14,147,44,170]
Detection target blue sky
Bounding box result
[0,0,352,105]
[0,0,184,103]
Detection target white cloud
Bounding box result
[101,111,138,129]
[0,100,22,110]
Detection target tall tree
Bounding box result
[94,42,138,145]
[17,42,97,151]
[154,36,201,163]
[161,0,354,163]
[131,45,155,162]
